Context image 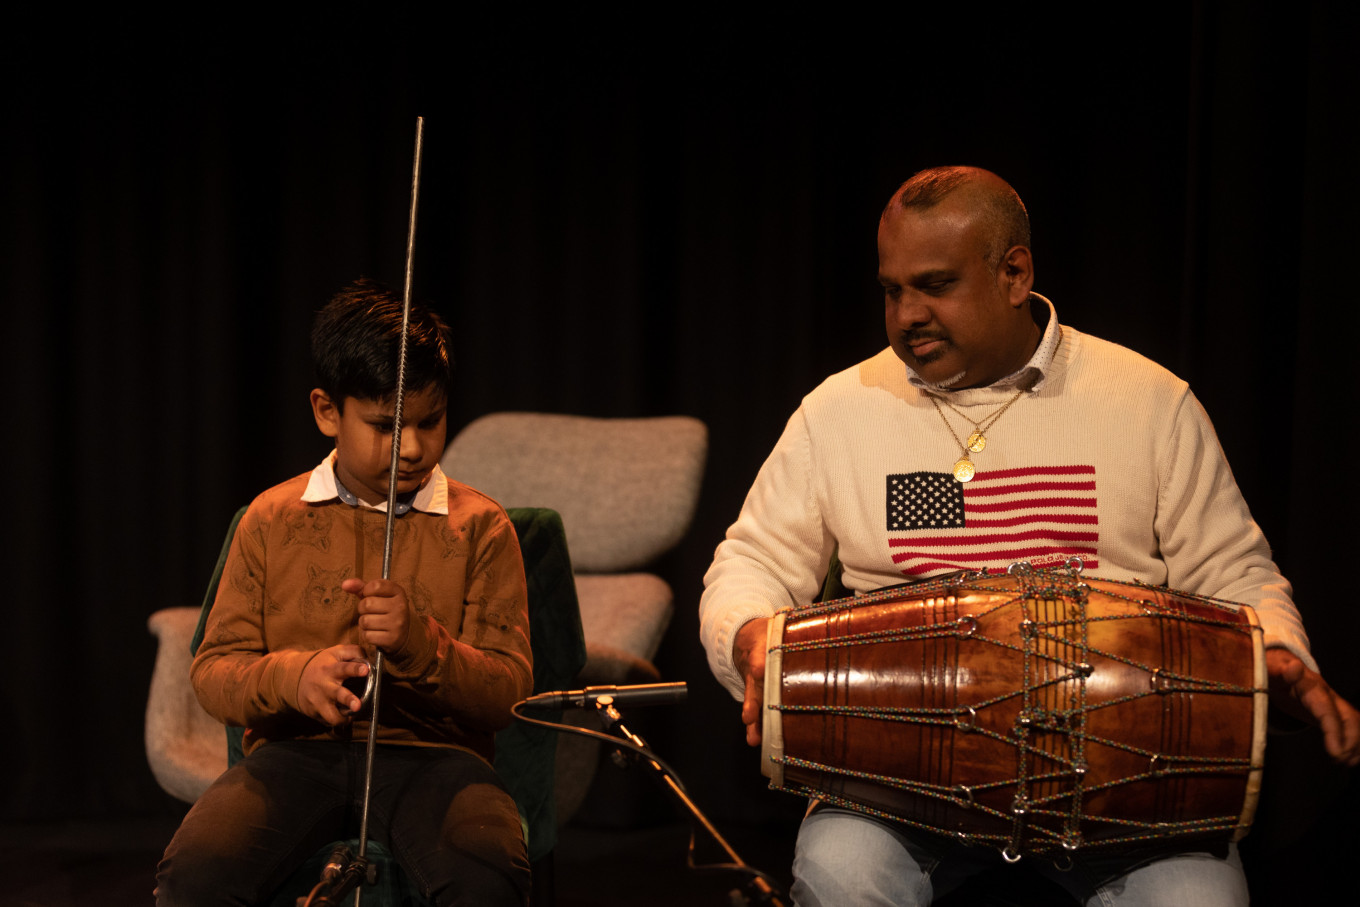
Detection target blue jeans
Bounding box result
[791,806,1249,907]
[156,741,529,907]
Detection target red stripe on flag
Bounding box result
[890,529,1099,548]
[980,465,1096,479]
[964,496,1097,513]
[965,513,1098,528]
[897,556,1101,576]
[964,479,1096,497]
[891,545,1099,566]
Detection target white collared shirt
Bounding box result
[904,292,1063,394]
[300,450,450,516]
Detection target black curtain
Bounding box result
[4,3,1356,900]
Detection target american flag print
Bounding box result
[886,466,1099,577]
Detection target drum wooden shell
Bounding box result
[761,566,1266,858]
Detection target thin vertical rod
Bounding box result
[354,115,424,902]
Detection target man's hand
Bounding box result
[1267,647,1360,766]
[342,577,412,654]
[298,644,370,726]
[734,617,772,747]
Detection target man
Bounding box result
[699,166,1359,906]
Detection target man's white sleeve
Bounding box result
[700,408,835,699]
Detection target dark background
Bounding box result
[4,2,1358,902]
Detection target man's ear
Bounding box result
[999,245,1035,306]
[310,388,342,439]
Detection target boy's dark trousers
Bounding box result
[156,740,530,906]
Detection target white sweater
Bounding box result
[700,316,1314,699]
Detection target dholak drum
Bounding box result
[761,561,1266,860]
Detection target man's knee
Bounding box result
[1087,846,1248,907]
[791,806,932,907]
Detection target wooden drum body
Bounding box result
[761,563,1266,859]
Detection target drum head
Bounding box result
[761,611,789,788]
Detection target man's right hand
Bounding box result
[734,617,772,747]
[298,644,371,727]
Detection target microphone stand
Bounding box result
[297,845,376,907]
[589,694,789,907]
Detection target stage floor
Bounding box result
[1,814,799,907]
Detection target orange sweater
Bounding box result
[191,472,533,762]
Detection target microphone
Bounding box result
[520,682,687,709]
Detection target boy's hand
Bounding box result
[298,645,370,726]
[342,577,412,654]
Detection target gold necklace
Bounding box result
[929,389,1025,482]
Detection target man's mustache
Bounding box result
[901,330,949,346]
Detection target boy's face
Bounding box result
[310,384,448,507]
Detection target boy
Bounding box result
[156,279,533,906]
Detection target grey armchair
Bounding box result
[440,412,708,821]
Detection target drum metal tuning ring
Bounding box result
[1150,668,1167,693]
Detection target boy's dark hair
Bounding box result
[311,278,452,407]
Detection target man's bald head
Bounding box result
[882,166,1031,269]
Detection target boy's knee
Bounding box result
[396,779,529,907]
[155,843,242,906]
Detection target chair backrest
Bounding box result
[493,507,587,857]
[145,606,232,802]
[440,413,708,573]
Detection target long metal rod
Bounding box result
[354,115,424,905]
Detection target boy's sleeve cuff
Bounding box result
[384,616,438,678]
[274,649,322,713]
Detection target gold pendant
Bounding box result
[966,431,986,453]
[953,456,976,483]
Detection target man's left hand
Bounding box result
[1266,647,1360,766]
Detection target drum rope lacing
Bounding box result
[767,560,1264,858]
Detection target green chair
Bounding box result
[153,505,586,905]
